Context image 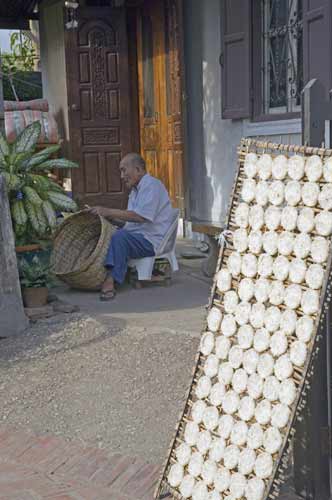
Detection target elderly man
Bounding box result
[90,153,174,300]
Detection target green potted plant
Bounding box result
[19,255,52,308]
[0,121,78,251]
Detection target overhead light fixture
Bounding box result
[65,0,79,30]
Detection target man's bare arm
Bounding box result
[89,206,148,223]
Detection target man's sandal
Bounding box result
[100,289,116,301]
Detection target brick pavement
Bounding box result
[0,427,300,500]
[0,427,162,500]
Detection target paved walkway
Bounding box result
[0,426,299,500]
[0,240,209,499]
[0,427,162,499]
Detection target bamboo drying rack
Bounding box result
[154,139,332,500]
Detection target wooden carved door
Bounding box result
[137,0,185,213]
[163,0,185,214]
[66,7,131,208]
[137,1,164,184]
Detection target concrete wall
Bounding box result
[0,176,28,337]
[0,59,4,134]
[39,0,70,154]
[183,0,302,229]
[183,0,243,228]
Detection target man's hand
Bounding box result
[88,206,147,224]
[89,206,113,218]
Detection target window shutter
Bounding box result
[303,0,332,98]
[220,0,251,119]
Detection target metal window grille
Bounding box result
[262,0,303,114]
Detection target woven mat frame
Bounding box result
[154,138,332,500]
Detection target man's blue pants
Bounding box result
[104,229,155,284]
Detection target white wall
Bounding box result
[183,0,302,228]
[39,0,70,152]
[184,0,243,227]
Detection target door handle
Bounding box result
[155,111,159,122]
[71,103,80,111]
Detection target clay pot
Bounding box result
[22,287,49,308]
[15,244,41,254]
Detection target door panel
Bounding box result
[137,2,161,183]
[137,0,185,213]
[163,0,185,213]
[66,7,131,208]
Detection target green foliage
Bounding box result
[22,185,43,206]
[26,145,61,169]
[13,121,42,154]
[11,199,28,225]
[2,31,41,101]
[2,31,36,74]
[0,132,10,159]
[0,122,79,244]
[33,158,79,171]
[18,255,51,288]
[10,31,36,71]
[2,71,42,101]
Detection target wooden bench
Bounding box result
[192,222,223,278]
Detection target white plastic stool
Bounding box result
[128,209,179,283]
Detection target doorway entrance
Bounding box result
[66,1,186,213]
[66,6,131,209]
[136,0,185,213]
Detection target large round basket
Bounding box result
[50,211,116,290]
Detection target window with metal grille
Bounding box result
[220,0,332,122]
[262,0,303,115]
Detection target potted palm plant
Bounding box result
[19,255,52,308]
[0,121,78,252]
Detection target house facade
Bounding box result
[37,0,186,215]
[1,1,331,234]
[185,0,332,234]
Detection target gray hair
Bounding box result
[121,153,146,171]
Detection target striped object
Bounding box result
[4,99,49,112]
[5,110,59,144]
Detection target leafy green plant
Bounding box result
[10,31,36,71]
[2,70,42,101]
[18,255,51,288]
[0,121,78,244]
[2,31,38,100]
[2,31,36,74]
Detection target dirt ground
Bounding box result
[0,242,211,464]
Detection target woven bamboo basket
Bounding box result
[50,211,116,290]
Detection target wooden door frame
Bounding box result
[175,0,189,221]
[167,0,188,217]
[136,1,163,178]
[126,6,140,153]
[134,0,188,216]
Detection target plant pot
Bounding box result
[22,287,48,308]
[16,244,52,267]
[16,244,41,254]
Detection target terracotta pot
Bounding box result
[22,287,48,308]
[16,245,52,269]
[16,244,41,254]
